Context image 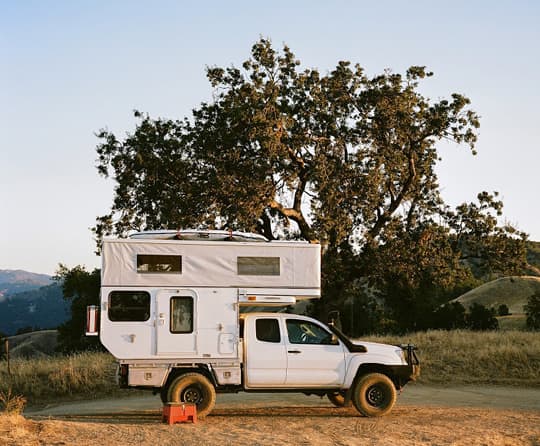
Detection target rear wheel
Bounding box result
[327,391,352,408]
[352,373,396,417]
[167,372,216,417]
[159,386,168,404]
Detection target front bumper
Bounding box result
[391,344,420,387]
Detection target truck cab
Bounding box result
[240,312,419,416]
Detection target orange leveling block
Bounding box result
[162,403,197,424]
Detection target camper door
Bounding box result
[155,289,197,355]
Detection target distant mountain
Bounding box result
[0,270,70,336]
[0,269,52,297]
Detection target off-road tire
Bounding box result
[159,386,168,404]
[167,372,216,417]
[352,373,396,417]
[327,391,352,408]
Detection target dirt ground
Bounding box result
[3,385,540,446]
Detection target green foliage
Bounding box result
[466,303,499,330]
[525,292,540,330]
[53,265,102,352]
[446,192,528,280]
[94,38,481,246]
[498,304,510,316]
[431,302,468,330]
[526,241,540,270]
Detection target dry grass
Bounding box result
[0,388,26,415]
[498,314,528,330]
[1,330,539,407]
[364,329,540,386]
[0,352,119,403]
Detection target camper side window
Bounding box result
[237,257,280,276]
[108,291,150,322]
[137,255,182,273]
[170,296,193,333]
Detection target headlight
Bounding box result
[396,348,408,365]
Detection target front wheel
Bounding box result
[352,373,396,417]
[166,372,216,417]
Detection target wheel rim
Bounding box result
[182,386,202,404]
[366,385,386,407]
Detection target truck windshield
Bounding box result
[327,322,367,353]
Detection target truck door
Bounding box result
[284,318,346,386]
[155,289,197,355]
[245,316,287,386]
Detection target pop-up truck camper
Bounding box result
[88,230,419,417]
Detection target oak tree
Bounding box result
[94,38,480,248]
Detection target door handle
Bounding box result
[288,350,302,354]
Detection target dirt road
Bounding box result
[25,384,540,417]
[3,385,537,446]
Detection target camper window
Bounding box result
[170,296,193,333]
[108,291,150,322]
[137,254,182,273]
[237,257,280,276]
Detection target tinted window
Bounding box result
[108,291,150,322]
[286,319,332,344]
[237,257,280,276]
[170,296,193,333]
[256,318,281,343]
[137,254,182,273]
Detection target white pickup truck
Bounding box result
[148,312,419,417]
[91,231,419,418]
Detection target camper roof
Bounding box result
[129,230,268,243]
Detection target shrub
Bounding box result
[431,302,467,330]
[525,292,540,330]
[466,303,499,330]
[498,304,510,316]
[0,388,26,415]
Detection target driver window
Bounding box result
[286,319,332,345]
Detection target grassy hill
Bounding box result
[453,276,540,314]
[3,330,59,359]
[452,275,540,329]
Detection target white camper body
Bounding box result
[99,233,320,361]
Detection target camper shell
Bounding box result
[99,231,320,361]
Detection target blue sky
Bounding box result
[1,1,539,275]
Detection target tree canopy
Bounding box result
[94,38,527,334]
[53,265,101,352]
